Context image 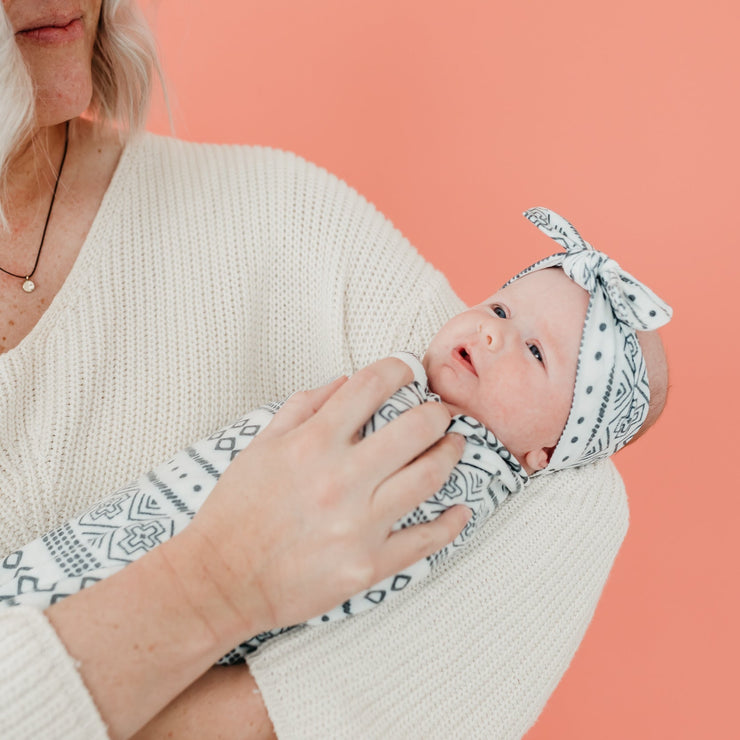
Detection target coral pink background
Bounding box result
[146,1,738,737]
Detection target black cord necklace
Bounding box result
[1,120,70,294]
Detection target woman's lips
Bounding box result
[453,347,477,376]
[17,17,84,44]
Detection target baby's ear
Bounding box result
[522,446,554,474]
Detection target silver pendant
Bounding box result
[22,279,35,293]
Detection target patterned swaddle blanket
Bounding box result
[0,353,527,663]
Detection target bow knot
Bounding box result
[524,208,671,331]
[561,248,612,294]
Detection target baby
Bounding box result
[426,207,671,475]
[0,208,671,661]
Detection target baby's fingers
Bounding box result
[374,506,471,581]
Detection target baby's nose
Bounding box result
[479,317,511,352]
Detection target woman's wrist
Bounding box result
[156,525,271,648]
[45,538,243,739]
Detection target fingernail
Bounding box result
[450,433,466,451]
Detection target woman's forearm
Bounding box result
[132,665,276,740]
[45,537,257,740]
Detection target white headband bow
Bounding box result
[511,207,672,472]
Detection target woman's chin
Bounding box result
[33,80,93,128]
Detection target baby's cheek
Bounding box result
[499,389,555,446]
[522,398,569,449]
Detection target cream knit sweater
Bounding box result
[0,135,628,739]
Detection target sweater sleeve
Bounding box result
[0,607,108,739]
[248,460,628,739]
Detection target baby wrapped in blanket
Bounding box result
[0,208,672,662]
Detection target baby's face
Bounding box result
[423,268,589,473]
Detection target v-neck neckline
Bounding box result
[0,132,141,365]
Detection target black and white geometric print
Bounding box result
[0,353,526,663]
[514,207,672,472]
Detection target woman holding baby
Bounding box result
[0,2,631,738]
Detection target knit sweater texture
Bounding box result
[0,134,628,739]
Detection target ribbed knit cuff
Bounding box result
[0,607,108,740]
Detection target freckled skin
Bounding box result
[423,268,589,473]
[1,1,107,353]
[5,0,103,127]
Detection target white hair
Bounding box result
[0,8,35,227]
[0,0,164,227]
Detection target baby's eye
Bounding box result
[528,344,544,363]
[491,305,507,318]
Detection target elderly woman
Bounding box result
[0,2,628,739]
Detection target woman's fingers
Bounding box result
[264,357,413,443]
[352,401,453,486]
[373,505,471,582]
[312,357,414,439]
[262,375,347,437]
[372,432,466,525]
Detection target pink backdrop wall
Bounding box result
[145,1,739,737]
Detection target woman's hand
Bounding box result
[46,357,467,738]
[163,356,469,645]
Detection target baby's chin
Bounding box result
[426,373,473,419]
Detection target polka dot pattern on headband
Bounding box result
[510,208,672,472]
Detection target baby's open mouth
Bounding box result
[455,347,477,376]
